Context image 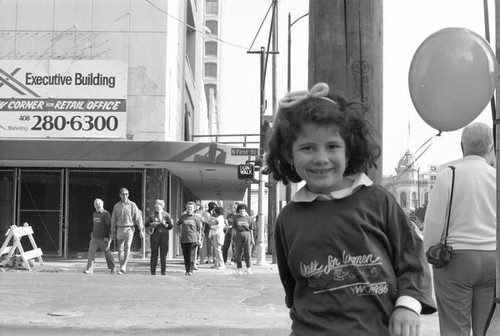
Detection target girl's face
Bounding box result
[291,123,351,194]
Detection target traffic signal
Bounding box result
[237,164,254,180]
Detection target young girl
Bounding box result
[266,83,436,336]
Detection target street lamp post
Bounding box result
[286,12,309,202]
[248,46,277,266]
[287,12,309,92]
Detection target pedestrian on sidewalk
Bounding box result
[267,83,436,335]
[424,122,497,336]
[200,201,217,264]
[145,199,173,275]
[84,198,115,274]
[232,203,254,275]
[111,187,144,275]
[176,201,203,275]
[193,201,204,268]
[223,202,239,265]
[208,206,226,269]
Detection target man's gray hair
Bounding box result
[461,122,493,157]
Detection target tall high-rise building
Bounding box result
[202,0,222,138]
[0,0,248,258]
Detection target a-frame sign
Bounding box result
[0,224,43,270]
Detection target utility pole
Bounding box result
[487,0,500,326]
[268,0,279,262]
[247,0,279,266]
[484,2,500,324]
[247,46,277,265]
[494,0,500,317]
[485,3,500,334]
[308,0,383,182]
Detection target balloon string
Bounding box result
[412,131,441,162]
[413,132,440,158]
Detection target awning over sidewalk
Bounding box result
[0,139,254,200]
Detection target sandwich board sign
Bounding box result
[0,223,43,270]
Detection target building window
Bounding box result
[205,41,217,57]
[206,20,218,35]
[412,191,417,208]
[205,62,217,78]
[400,192,407,208]
[206,0,218,14]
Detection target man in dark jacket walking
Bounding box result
[84,198,116,274]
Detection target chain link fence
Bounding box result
[19,169,63,255]
[68,169,144,258]
[3,168,145,258]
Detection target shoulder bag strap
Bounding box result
[443,165,456,245]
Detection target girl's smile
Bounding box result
[291,123,351,194]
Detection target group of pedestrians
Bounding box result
[83,189,256,277]
[177,200,255,275]
[83,187,143,275]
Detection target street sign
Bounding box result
[237,164,254,180]
[231,148,259,156]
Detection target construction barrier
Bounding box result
[0,223,43,270]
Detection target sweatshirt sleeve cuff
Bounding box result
[395,296,422,315]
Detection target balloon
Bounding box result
[409,28,499,132]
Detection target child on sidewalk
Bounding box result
[266,83,436,335]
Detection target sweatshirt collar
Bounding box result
[291,173,373,202]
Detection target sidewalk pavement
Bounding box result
[22,253,280,275]
[0,255,440,335]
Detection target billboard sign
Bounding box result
[0,60,127,138]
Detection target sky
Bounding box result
[218,0,498,176]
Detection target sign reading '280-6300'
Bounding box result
[0,60,127,139]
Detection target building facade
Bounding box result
[0,0,248,259]
[382,150,438,220]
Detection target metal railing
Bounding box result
[191,133,260,147]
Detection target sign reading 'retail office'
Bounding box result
[0,60,127,139]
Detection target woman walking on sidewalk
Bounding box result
[208,206,226,269]
[145,199,173,275]
[232,204,254,275]
[176,201,203,275]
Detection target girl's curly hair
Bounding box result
[264,92,381,185]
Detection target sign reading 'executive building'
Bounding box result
[0,60,127,138]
